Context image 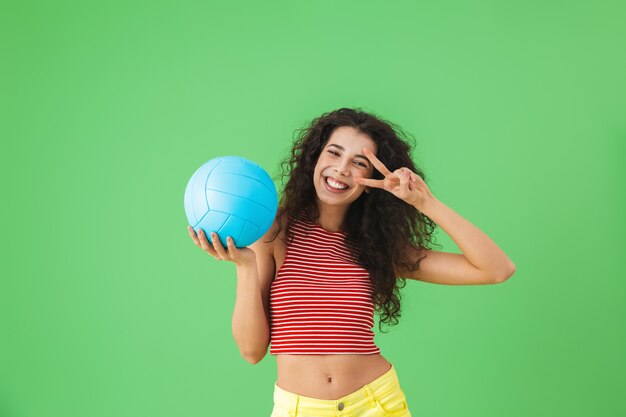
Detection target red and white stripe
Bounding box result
[269,215,380,355]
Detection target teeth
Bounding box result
[325,177,348,190]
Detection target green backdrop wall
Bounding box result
[2,0,625,416]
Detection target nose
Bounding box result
[334,158,350,176]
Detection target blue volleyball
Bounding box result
[184,156,278,248]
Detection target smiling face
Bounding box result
[312,126,378,209]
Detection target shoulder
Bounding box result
[249,209,288,255]
[247,212,287,304]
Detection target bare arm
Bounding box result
[231,259,271,364]
[354,148,515,285]
[188,226,274,364]
[419,197,516,282]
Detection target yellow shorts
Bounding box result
[270,363,411,417]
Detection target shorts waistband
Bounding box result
[273,363,400,414]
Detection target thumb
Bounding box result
[399,169,410,191]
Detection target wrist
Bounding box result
[235,257,257,270]
[416,195,440,215]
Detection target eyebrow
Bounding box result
[326,144,370,162]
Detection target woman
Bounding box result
[188,108,516,417]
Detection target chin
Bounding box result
[317,190,362,207]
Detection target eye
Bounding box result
[328,150,339,156]
[355,161,368,168]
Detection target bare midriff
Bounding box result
[271,216,391,400]
[275,354,392,400]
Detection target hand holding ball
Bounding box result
[184,156,278,249]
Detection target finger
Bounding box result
[354,177,385,189]
[362,148,392,177]
[197,229,219,256]
[410,172,423,183]
[210,232,229,259]
[406,171,415,191]
[196,228,210,249]
[226,236,237,259]
[188,226,201,246]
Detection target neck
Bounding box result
[313,200,349,232]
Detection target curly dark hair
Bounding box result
[270,107,440,332]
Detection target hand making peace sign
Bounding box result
[354,148,436,212]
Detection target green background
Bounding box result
[2,0,625,416]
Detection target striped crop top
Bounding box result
[269,214,381,355]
